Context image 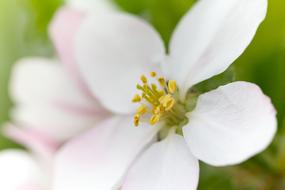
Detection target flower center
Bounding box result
[132,72,189,129]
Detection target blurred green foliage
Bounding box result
[0,0,285,189]
[113,0,195,45]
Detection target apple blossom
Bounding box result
[0,150,48,190]
[0,129,55,190]
[7,7,110,145]
[52,0,277,189]
[8,57,107,144]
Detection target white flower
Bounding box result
[8,7,109,145]
[0,150,50,190]
[52,0,277,189]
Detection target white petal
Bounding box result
[10,58,107,142]
[166,0,267,96]
[76,13,165,114]
[4,124,58,161]
[122,133,199,190]
[11,104,105,142]
[10,58,99,111]
[49,7,93,96]
[0,150,47,190]
[183,82,277,166]
[53,116,159,190]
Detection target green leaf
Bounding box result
[192,66,236,94]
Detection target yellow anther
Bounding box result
[137,104,147,115]
[152,106,161,115]
[158,77,166,86]
[150,71,157,77]
[168,80,177,94]
[159,94,175,111]
[151,83,157,90]
[149,114,160,125]
[159,95,169,104]
[132,94,141,103]
[158,90,165,96]
[132,73,179,127]
[165,98,175,111]
[134,114,140,127]
[140,75,148,84]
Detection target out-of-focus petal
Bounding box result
[183,82,277,166]
[10,58,107,142]
[3,124,58,160]
[0,150,47,190]
[11,104,105,142]
[53,116,159,190]
[10,58,99,111]
[49,7,92,96]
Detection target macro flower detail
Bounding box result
[51,0,277,190]
[0,148,52,190]
[132,72,187,128]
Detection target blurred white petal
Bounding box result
[0,150,48,190]
[11,104,105,142]
[10,58,98,110]
[53,116,159,190]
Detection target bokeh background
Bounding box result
[0,0,285,189]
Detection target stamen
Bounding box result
[137,104,147,115]
[134,114,140,127]
[152,106,161,115]
[132,71,180,127]
[132,94,141,103]
[158,77,166,86]
[150,72,157,77]
[159,94,175,111]
[149,114,160,125]
[140,75,148,84]
[168,80,177,94]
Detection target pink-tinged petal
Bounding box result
[11,104,106,142]
[49,7,93,97]
[3,124,59,160]
[165,0,267,97]
[0,150,47,190]
[122,133,199,190]
[76,13,165,114]
[183,82,277,166]
[10,58,100,111]
[10,58,108,142]
[53,116,159,190]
